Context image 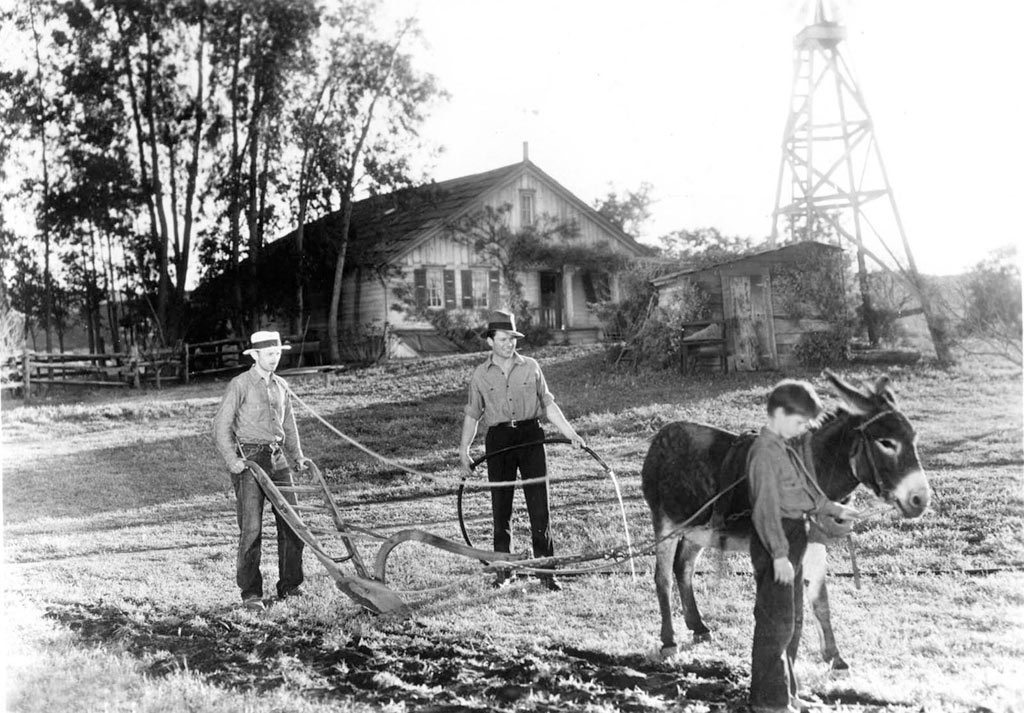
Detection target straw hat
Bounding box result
[242,330,291,356]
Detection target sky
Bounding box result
[382,0,1023,275]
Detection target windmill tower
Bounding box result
[769,1,950,359]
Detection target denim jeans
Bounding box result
[232,445,304,600]
[749,517,807,709]
[485,421,554,558]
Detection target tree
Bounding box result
[319,17,441,364]
[283,2,373,336]
[657,227,755,267]
[956,246,1022,367]
[592,182,653,238]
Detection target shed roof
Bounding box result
[651,241,843,287]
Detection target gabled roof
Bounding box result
[272,160,648,267]
[651,240,843,286]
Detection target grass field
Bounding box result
[3,345,1023,712]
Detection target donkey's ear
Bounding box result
[822,369,875,415]
[873,375,898,407]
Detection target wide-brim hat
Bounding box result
[243,330,291,355]
[487,310,525,338]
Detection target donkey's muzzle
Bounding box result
[893,469,930,518]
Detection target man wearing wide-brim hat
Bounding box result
[213,330,311,611]
[459,310,586,592]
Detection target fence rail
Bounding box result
[1,334,324,401]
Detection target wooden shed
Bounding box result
[651,241,846,371]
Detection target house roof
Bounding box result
[651,240,843,287]
[271,159,648,267]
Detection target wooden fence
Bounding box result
[1,334,324,399]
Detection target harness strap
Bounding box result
[849,410,894,496]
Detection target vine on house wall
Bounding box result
[593,266,713,369]
[771,251,854,366]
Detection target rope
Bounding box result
[285,385,432,478]
[279,378,911,593]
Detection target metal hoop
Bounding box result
[457,437,613,550]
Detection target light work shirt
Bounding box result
[212,365,304,468]
[747,427,827,559]
[464,352,555,427]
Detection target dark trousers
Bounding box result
[485,421,554,558]
[749,518,808,709]
[232,445,304,600]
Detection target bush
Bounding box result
[337,323,388,364]
[425,309,488,352]
[793,328,851,367]
[956,246,1022,366]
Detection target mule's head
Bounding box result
[824,370,930,518]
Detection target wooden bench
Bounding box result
[679,321,728,374]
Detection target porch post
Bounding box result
[562,265,575,329]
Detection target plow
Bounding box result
[243,435,639,616]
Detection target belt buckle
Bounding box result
[509,419,517,428]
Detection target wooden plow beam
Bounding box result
[243,460,407,615]
[244,460,520,615]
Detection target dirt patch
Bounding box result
[49,601,748,711]
[46,601,916,711]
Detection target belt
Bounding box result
[238,441,282,452]
[491,418,539,429]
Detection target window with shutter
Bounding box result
[443,270,457,309]
[414,269,427,309]
[488,270,500,308]
[460,270,474,308]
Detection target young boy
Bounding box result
[747,380,859,713]
[212,330,310,611]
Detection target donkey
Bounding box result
[640,370,930,666]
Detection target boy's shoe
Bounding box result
[277,587,303,600]
[242,597,267,612]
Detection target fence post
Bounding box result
[182,342,190,384]
[22,349,31,404]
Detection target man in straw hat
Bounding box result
[459,310,586,592]
[213,330,310,611]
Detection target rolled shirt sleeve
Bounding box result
[464,373,485,422]
[535,363,555,409]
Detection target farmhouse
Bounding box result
[267,153,648,359]
[652,241,845,371]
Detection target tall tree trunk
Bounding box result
[291,77,331,335]
[103,230,122,353]
[28,0,53,353]
[114,7,161,309]
[228,9,244,336]
[326,30,407,363]
[143,28,172,341]
[327,199,353,364]
[244,78,264,334]
[176,2,206,315]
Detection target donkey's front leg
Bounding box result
[804,541,850,672]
